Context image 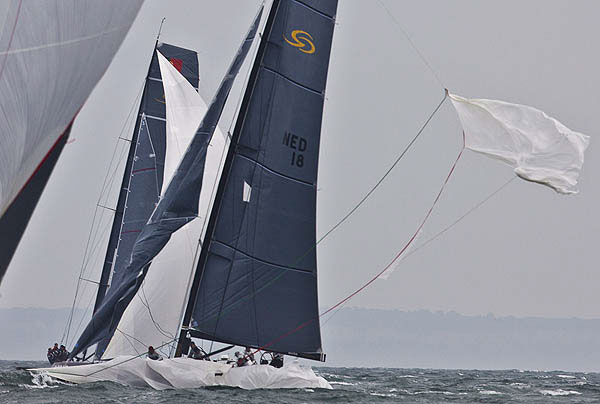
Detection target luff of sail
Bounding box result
[185,0,338,362]
[93,43,201,357]
[70,6,264,359]
[0,0,143,283]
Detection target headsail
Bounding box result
[182,0,339,362]
[100,50,224,359]
[0,0,142,282]
[92,43,200,357]
[70,7,264,359]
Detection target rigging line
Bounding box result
[63,80,145,343]
[317,90,448,245]
[192,91,450,330]
[115,327,144,356]
[247,132,466,359]
[138,285,176,339]
[319,176,516,330]
[375,0,445,89]
[84,338,177,377]
[400,176,516,263]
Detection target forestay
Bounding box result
[187,0,338,362]
[0,0,142,282]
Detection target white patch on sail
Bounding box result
[156,50,205,197]
[243,181,252,203]
[449,93,590,194]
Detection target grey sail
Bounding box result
[70,9,263,359]
[183,0,338,362]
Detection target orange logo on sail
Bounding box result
[283,30,315,54]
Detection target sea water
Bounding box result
[2,360,600,403]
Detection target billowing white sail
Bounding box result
[449,93,590,194]
[103,50,227,358]
[0,0,142,216]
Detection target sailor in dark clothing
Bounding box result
[147,346,162,361]
[58,345,69,362]
[188,341,206,360]
[52,343,59,352]
[47,348,55,365]
[270,353,284,368]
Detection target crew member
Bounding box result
[188,341,205,360]
[147,346,162,361]
[270,353,284,368]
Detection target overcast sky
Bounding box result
[1,0,598,321]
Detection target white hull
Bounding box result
[29,356,332,390]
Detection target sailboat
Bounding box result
[29,0,590,391]
[31,0,339,389]
[0,0,143,283]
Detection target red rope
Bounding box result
[250,133,467,359]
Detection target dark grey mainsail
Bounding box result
[90,43,200,357]
[69,9,263,359]
[181,0,338,361]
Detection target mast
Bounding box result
[92,41,159,314]
[174,0,281,358]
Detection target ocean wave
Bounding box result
[540,389,582,396]
[479,390,502,395]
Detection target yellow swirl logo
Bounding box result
[283,30,315,54]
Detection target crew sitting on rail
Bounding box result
[147,346,162,361]
[234,351,246,367]
[47,348,55,364]
[56,345,69,362]
[188,341,207,360]
[244,347,256,365]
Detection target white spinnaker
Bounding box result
[0,0,143,216]
[103,51,228,358]
[449,93,590,194]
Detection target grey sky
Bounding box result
[0,0,598,322]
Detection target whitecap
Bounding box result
[557,374,576,379]
[329,381,356,386]
[540,389,582,396]
[480,390,502,395]
[370,392,396,397]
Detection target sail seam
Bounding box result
[293,0,335,20]
[262,66,323,96]
[212,240,315,274]
[236,153,315,187]
[141,113,166,122]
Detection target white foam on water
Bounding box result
[370,392,396,397]
[540,389,582,396]
[480,390,502,395]
[557,374,576,379]
[329,381,356,386]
